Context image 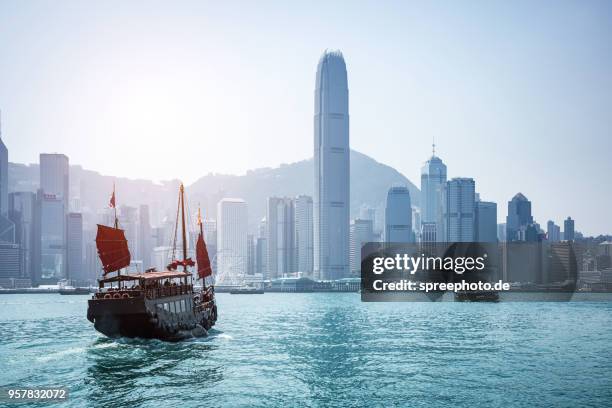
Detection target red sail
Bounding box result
[96,224,131,274]
[196,232,212,279]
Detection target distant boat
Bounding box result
[455,290,499,302]
[230,287,264,295]
[86,184,218,341]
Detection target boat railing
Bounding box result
[145,284,193,300]
[94,288,144,300]
[93,284,194,300]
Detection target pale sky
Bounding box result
[0,0,611,235]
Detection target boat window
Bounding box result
[170,302,176,314]
[181,300,186,312]
[156,303,163,310]
[163,303,169,311]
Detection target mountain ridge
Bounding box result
[8,150,420,231]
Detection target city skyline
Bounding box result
[0,1,610,236]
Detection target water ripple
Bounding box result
[1,294,611,407]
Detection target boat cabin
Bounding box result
[94,271,193,300]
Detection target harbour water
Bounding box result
[1,293,611,407]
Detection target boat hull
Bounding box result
[87,294,216,341]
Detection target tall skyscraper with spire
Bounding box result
[420,142,447,241]
[314,50,350,281]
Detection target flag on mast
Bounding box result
[109,183,116,208]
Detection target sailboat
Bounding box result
[87,184,217,341]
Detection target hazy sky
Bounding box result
[0,1,611,235]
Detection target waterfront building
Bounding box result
[37,190,66,283]
[420,146,447,240]
[547,220,561,242]
[139,205,152,269]
[0,242,20,280]
[38,153,69,283]
[497,223,506,242]
[66,212,84,283]
[475,200,497,242]
[445,178,475,242]
[506,193,533,242]
[217,198,248,284]
[119,205,139,264]
[350,218,374,275]
[202,218,217,272]
[8,192,35,279]
[564,217,575,242]
[256,237,267,278]
[0,117,7,217]
[267,197,295,280]
[294,195,313,276]
[84,228,101,283]
[384,186,414,243]
[247,234,255,275]
[40,154,69,209]
[314,50,350,281]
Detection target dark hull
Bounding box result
[87,294,217,341]
[455,291,500,302]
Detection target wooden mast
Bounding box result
[114,182,120,285]
[180,184,188,272]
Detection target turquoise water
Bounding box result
[1,294,611,407]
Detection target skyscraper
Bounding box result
[497,223,506,242]
[38,154,69,282]
[0,243,20,282]
[475,200,497,242]
[66,212,83,283]
[445,178,476,242]
[139,205,152,268]
[0,114,8,217]
[256,217,268,279]
[266,197,295,280]
[506,193,533,242]
[119,205,138,265]
[202,218,217,273]
[547,220,561,242]
[294,195,313,276]
[247,234,256,276]
[350,218,374,275]
[217,198,248,284]
[420,146,447,240]
[564,217,575,242]
[384,186,414,243]
[40,154,69,207]
[37,190,65,282]
[9,192,35,279]
[314,50,350,281]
